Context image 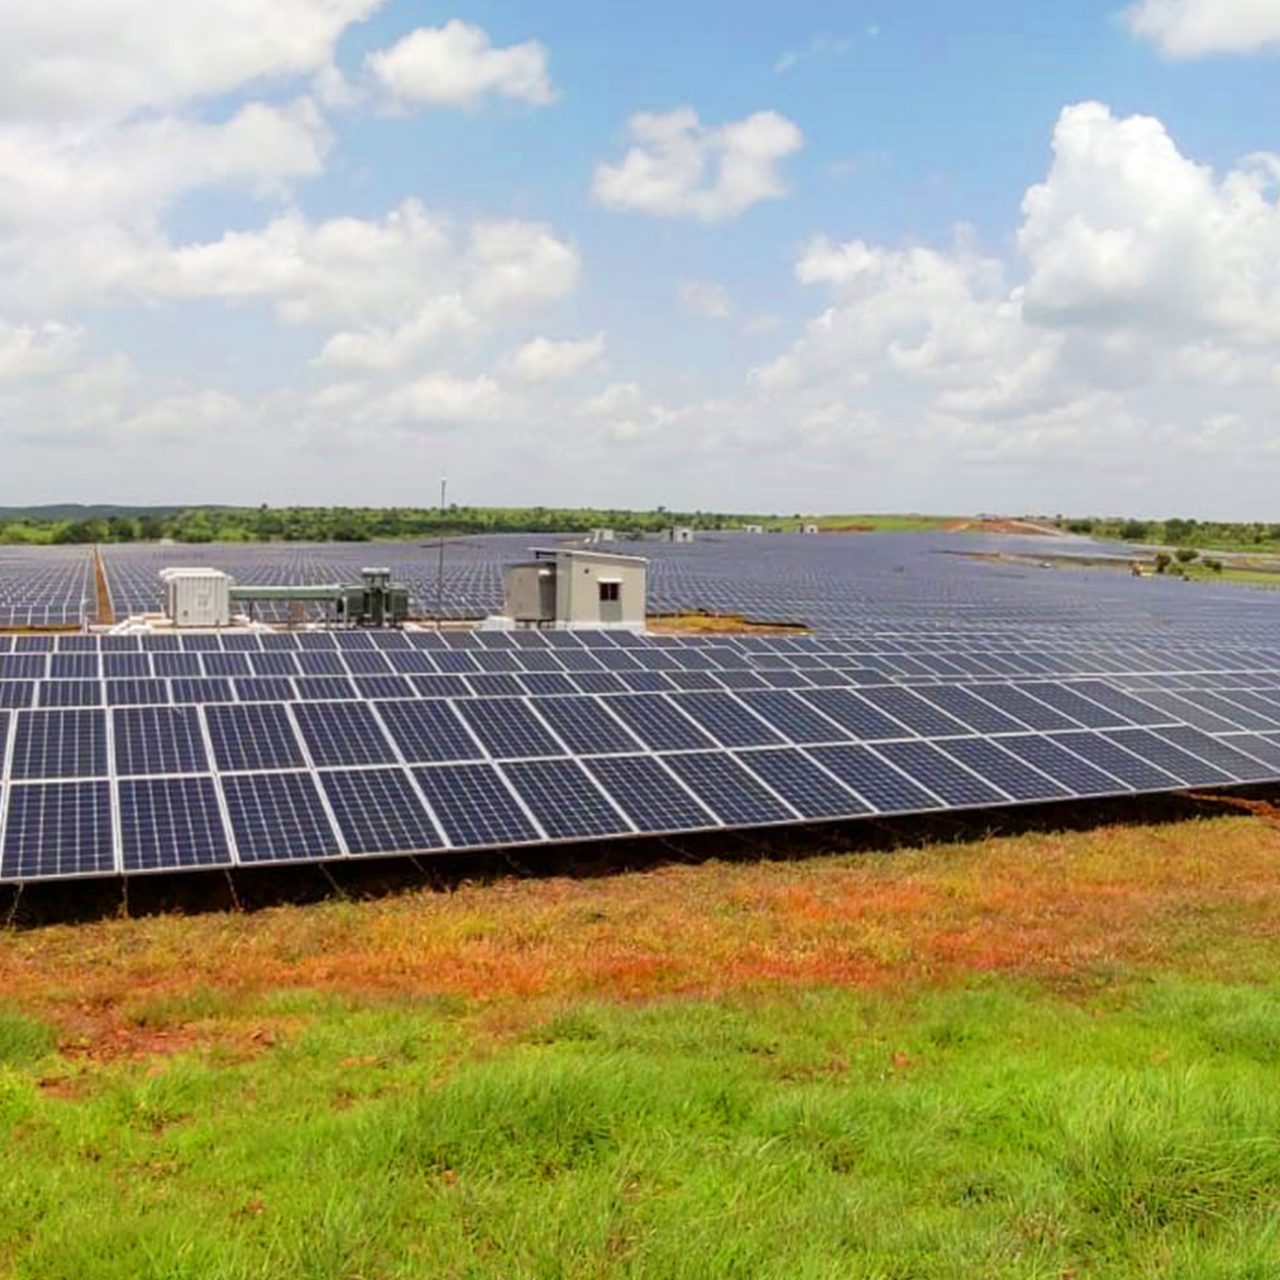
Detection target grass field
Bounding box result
[2,803,1279,1277]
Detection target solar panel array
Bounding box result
[6,609,1280,880]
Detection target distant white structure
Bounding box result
[159,568,231,627]
[667,526,695,543]
[502,548,647,631]
[587,528,616,544]
[742,524,765,535]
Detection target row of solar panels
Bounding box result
[2,677,1276,777]
[5,718,1280,881]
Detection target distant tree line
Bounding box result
[0,505,773,546]
[1058,516,1280,552]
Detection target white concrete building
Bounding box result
[503,548,647,631]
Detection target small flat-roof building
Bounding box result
[742,524,765,535]
[503,547,647,631]
[667,526,695,543]
[587,528,616,544]
[801,523,820,535]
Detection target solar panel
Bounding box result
[205,702,306,772]
[293,701,398,768]
[734,690,852,744]
[583,755,717,832]
[662,751,798,825]
[793,689,910,741]
[1,781,115,879]
[871,740,1006,807]
[10,709,108,780]
[1100,729,1233,786]
[501,758,632,839]
[376,700,482,763]
[933,737,1070,801]
[37,680,102,708]
[112,706,209,776]
[604,694,717,751]
[808,744,945,813]
[527,696,644,756]
[739,748,871,819]
[119,776,232,871]
[319,768,446,854]
[452,698,565,760]
[996,735,1130,795]
[221,772,343,864]
[854,687,972,738]
[667,692,785,748]
[412,763,541,846]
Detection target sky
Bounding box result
[3,0,1280,518]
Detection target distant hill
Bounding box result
[0,504,220,520]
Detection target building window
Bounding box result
[599,581,620,603]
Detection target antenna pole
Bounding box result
[435,476,447,631]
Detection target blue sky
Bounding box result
[3,0,1280,516]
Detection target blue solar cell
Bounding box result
[961,685,1079,732]
[410,674,472,699]
[293,701,398,768]
[997,735,1131,795]
[667,692,785,748]
[0,683,35,710]
[170,678,234,704]
[296,651,347,676]
[113,706,209,776]
[933,737,1070,801]
[2,781,115,879]
[527,696,644,755]
[412,763,541,847]
[737,748,870,819]
[234,677,297,702]
[604,694,717,751]
[735,690,852,745]
[871,740,1006,807]
[583,755,717,832]
[119,776,232,871]
[222,772,343,864]
[295,676,358,701]
[809,744,945,813]
[1151,726,1276,782]
[451,698,565,760]
[794,689,911,741]
[854,687,972,737]
[661,751,796,825]
[375,699,481,763]
[909,685,1030,735]
[320,768,444,854]
[106,679,170,707]
[205,702,306,772]
[465,674,527,699]
[37,680,102,708]
[352,675,415,700]
[1050,731,1182,791]
[10,709,108,779]
[501,758,632,839]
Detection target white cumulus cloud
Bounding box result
[501,333,606,382]
[592,108,803,222]
[679,280,733,319]
[368,20,555,109]
[1126,0,1280,58]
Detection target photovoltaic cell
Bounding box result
[205,702,306,772]
[293,701,398,768]
[112,706,209,776]
[412,763,541,846]
[661,751,797,825]
[794,689,910,741]
[1101,729,1233,786]
[583,755,716,832]
[1,781,114,879]
[528,695,645,756]
[1050,732,1182,791]
[933,737,1070,801]
[997,734,1130,795]
[738,748,871,819]
[320,768,444,854]
[119,776,232,871]
[376,699,482,763]
[667,691,785,748]
[871,740,1006,807]
[221,772,343,864]
[501,758,632,839]
[809,744,945,813]
[10,709,108,779]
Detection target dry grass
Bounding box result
[3,811,1277,1054]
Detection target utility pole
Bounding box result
[435,476,447,631]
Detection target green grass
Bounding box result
[3,978,1280,1278]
